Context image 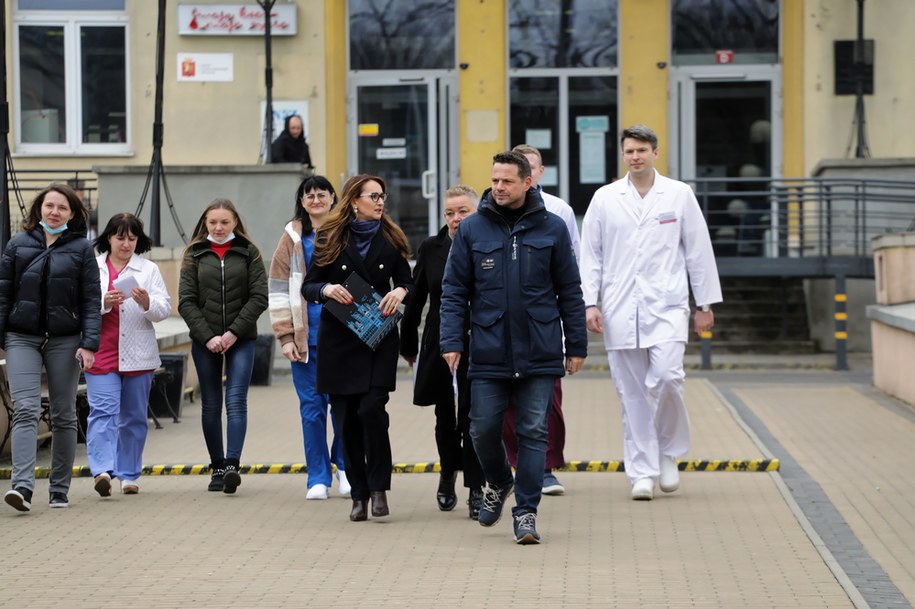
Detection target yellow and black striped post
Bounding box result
[700,330,713,370]
[834,275,848,371]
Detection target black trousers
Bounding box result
[434,385,484,490]
[331,388,392,501]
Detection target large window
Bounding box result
[508,1,618,211]
[509,0,618,68]
[15,6,128,153]
[672,0,779,65]
[349,0,455,70]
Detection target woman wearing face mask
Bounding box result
[302,174,413,521]
[269,175,348,500]
[86,213,171,498]
[1,183,100,513]
[178,200,268,495]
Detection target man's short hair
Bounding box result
[620,124,659,150]
[511,144,542,166]
[445,184,479,202]
[493,150,531,179]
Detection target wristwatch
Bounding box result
[700,304,711,313]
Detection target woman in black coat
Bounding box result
[270,114,312,167]
[0,183,101,512]
[400,185,484,519]
[302,174,413,522]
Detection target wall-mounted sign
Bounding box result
[377,147,407,160]
[715,49,734,64]
[178,4,297,36]
[177,53,234,82]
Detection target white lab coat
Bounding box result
[540,189,581,261]
[580,171,722,350]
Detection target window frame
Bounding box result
[12,9,131,156]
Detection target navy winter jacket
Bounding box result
[440,189,587,379]
[0,226,101,351]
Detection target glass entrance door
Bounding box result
[670,67,781,256]
[349,76,456,254]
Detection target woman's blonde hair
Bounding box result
[313,174,411,266]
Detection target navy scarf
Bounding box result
[350,220,381,259]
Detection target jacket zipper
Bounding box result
[220,257,227,332]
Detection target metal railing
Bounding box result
[5,168,98,227]
[687,176,915,265]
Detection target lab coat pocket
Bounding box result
[470,308,506,365]
[526,306,563,364]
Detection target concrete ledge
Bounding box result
[866,302,915,333]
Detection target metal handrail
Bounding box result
[686,176,915,260]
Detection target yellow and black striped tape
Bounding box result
[0,458,778,479]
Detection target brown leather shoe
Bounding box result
[370,491,389,517]
[349,499,368,522]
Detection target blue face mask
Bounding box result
[207,232,235,245]
[39,220,69,235]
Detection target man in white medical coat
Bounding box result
[579,125,722,500]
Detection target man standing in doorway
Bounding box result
[440,151,587,543]
[500,144,581,496]
[579,125,722,500]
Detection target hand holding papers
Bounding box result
[324,272,402,350]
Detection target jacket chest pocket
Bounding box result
[471,241,503,292]
[523,238,553,288]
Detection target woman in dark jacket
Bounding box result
[1,183,101,512]
[270,114,312,167]
[178,199,268,495]
[302,174,413,522]
[400,185,485,519]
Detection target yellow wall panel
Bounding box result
[457,0,506,193]
[325,1,347,187]
[619,0,670,174]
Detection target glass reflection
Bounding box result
[509,0,618,68]
[349,0,455,70]
[81,26,126,143]
[18,25,66,143]
[672,0,779,65]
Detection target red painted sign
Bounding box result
[715,50,735,64]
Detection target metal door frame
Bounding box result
[668,64,782,182]
[347,72,458,238]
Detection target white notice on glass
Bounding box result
[112,274,140,297]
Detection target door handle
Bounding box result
[421,170,436,198]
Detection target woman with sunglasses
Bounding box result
[302,174,413,521]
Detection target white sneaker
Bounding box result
[336,470,351,497]
[121,479,140,495]
[631,478,654,501]
[306,484,328,500]
[659,456,680,493]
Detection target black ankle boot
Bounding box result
[436,471,458,511]
[223,459,241,494]
[208,460,225,492]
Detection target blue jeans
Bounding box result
[470,376,556,516]
[191,339,255,464]
[291,347,344,488]
[85,372,154,481]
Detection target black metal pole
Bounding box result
[854,0,868,159]
[0,0,12,250]
[149,0,167,245]
[259,0,276,163]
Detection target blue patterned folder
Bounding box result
[324,271,402,350]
